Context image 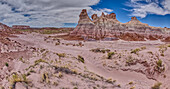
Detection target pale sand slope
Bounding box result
[1,32,169,89]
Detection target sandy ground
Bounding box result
[0,32,170,89]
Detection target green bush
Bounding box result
[147,51,153,55]
[34,59,48,65]
[77,55,84,63]
[131,48,140,54]
[158,45,167,53]
[168,44,170,47]
[141,46,146,50]
[9,73,29,88]
[57,53,66,58]
[157,59,162,67]
[155,59,165,73]
[55,42,60,45]
[151,82,162,89]
[107,52,115,59]
[5,62,9,67]
[125,55,136,66]
[90,48,110,53]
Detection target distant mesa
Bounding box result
[70,9,170,41]
[12,25,30,29]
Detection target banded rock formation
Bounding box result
[70,9,170,41]
[0,22,11,32]
[12,25,30,29]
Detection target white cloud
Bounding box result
[0,0,113,27]
[88,8,113,16]
[127,0,170,18]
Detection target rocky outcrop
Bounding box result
[0,23,11,32]
[78,9,93,25]
[70,9,170,41]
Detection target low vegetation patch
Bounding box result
[90,48,110,53]
[125,55,137,66]
[168,44,170,47]
[42,73,50,83]
[55,42,60,45]
[63,42,84,47]
[107,52,115,59]
[129,81,134,85]
[56,53,66,58]
[130,86,135,89]
[35,59,48,65]
[9,73,29,88]
[5,62,9,67]
[40,49,46,53]
[131,46,147,54]
[15,28,72,34]
[131,48,140,54]
[147,51,153,55]
[19,57,26,63]
[77,55,85,63]
[141,46,146,50]
[151,82,162,89]
[155,59,165,73]
[158,45,167,54]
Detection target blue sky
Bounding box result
[0,0,170,28]
[91,0,170,28]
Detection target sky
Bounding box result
[0,0,170,28]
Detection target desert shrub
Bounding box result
[168,44,170,47]
[5,62,9,67]
[54,66,76,74]
[9,73,29,88]
[126,59,135,66]
[90,48,110,53]
[157,59,162,68]
[40,49,46,53]
[107,52,115,59]
[55,42,60,45]
[155,59,165,73]
[19,57,25,63]
[129,81,133,85]
[56,53,66,58]
[30,69,36,73]
[141,46,146,50]
[90,48,101,53]
[147,51,153,55]
[53,82,58,86]
[151,82,162,89]
[42,73,50,83]
[73,87,78,89]
[78,42,84,47]
[101,49,110,53]
[117,84,121,88]
[160,53,164,56]
[125,55,137,66]
[131,48,140,54]
[77,55,84,63]
[58,72,63,78]
[158,45,167,53]
[106,78,113,83]
[34,59,48,65]
[130,86,135,89]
